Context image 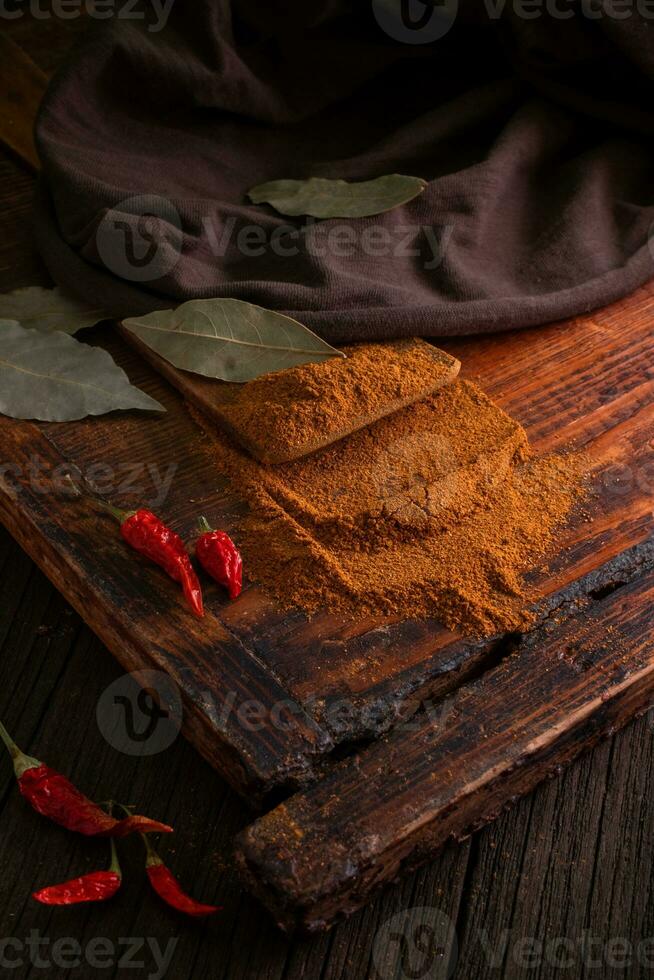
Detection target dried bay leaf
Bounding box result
[247,174,428,219]
[0,320,164,421]
[122,298,345,383]
[0,286,109,335]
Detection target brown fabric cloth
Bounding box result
[34,1,654,344]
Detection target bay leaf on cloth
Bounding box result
[0,286,109,335]
[247,174,427,219]
[0,319,163,421]
[122,298,345,383]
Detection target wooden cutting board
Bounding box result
[3,27,653,936]
[0,286,652,931]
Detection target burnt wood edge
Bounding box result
[234,564,654,932]
[0,421,333,806]
[305,536,654,750]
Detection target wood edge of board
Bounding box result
[233,563,654,933]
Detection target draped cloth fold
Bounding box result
[34,1,654,343]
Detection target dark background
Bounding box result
[1,11,654,980]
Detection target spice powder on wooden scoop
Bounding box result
[196,339,460,464]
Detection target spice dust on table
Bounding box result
[191,341,589,637]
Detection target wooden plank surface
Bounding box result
[1,262,647,918]
[3,523,654,978]
[0,286,652,798]
[237,562,654,932]
[5,276,650,752]
[2,16,654,975]
[0,413,333,804]
[128,284,653,746]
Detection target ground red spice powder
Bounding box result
[204,340,460,464]
[190,350,587,637]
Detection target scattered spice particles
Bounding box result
[202,339,460,464]
[191,377,587,637]
[247,382,529,546]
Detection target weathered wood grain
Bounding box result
[4,280,651,759]
[0,280,653,799]
[5,515,654,978]
[0,419,333,803]
[117,285,654,749]
[236,567,654,932]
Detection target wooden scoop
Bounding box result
[209,339,461,464]
[121,332,460,465]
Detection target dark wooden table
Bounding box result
[1,15,654,980]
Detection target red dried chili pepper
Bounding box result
[33,839,122,906]
[107,505,204,618]
[0,721,172,838]
[63,477,203,617]
[196,517,242,601]
[142,834,221,918]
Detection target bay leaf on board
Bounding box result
[247,174,428,219]
[0,319,164,421]
[0,286,109,335]
[122,298,345,383]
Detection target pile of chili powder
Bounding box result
[190,347,587,637]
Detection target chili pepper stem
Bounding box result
[0,720,41,778]
[141,832,164,868]
[197,516,212,534]
[103,805,122,875]
[95,500,133,524]
[61,474,133,524]
[108,838,122,876]
[119,804,165,866]
[124,796,164,867]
